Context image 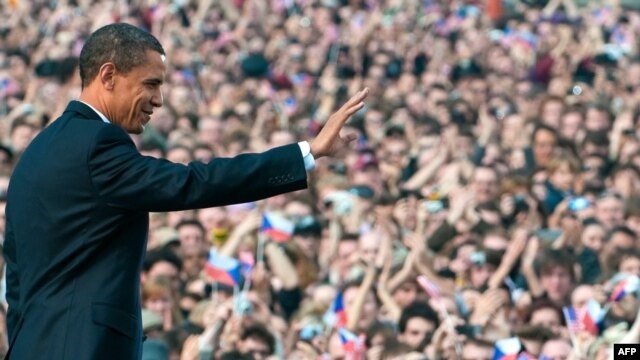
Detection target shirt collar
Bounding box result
[79,101,110,124]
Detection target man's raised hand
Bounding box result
[310,88,369,158]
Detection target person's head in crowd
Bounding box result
[539,337,572,360]
[596,191,626,231]
[379,130,410,169]
[192,143,214,163]
[149,106,176,137]
[336,234,359,281]
[269,129,296,148]
[580,153,607,186]
[142,277,178,324]
[238,323,276,360]
[197,116,224,147]
[539,95,566,129]
[175,219,206,248]
[180,243,207,282]
[397,300,439,351]
[526,298,564,335]
[580,131,610,158]
[358,229,381,265]
[284,195,315,221]
[381,338,420,360]
[165,144,193,165]
[166,209,197,228]
[139,141,166,159]
[197,206,229,244]
[461,337,494,360]
[571,284,596,310]
[584,103,612,132]
[537,248,576,304]
[546,151,580,192]
[532,124,559,168]
[365,321,396,350]
[9,117,38,155]
[391,276,420,310]
[608,164,640,199]
[580,219,606,252]
[142,247,183,288]
[559,106,585,142]
[292,215,322,260]
[501,112,527,150]
[363,106,386,144]
[607,248,640,278]
[470,166,500,204]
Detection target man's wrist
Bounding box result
[297,141,316,171]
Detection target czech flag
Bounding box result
[323,291,347,328]
[492,337,522,360]
[338,328,365,358]
[204,250,242,286]
[610,274,640,302]
[260,212,294,242]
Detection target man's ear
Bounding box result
[98,63,116,90]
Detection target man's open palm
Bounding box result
[310,88,369,158]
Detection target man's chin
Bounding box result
[125,126,144,135]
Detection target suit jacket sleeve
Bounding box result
[88,125,308,212]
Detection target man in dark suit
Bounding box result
[3,23,368,359]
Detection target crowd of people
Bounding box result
[2,0,640,359]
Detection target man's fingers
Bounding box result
[341,88,369,114]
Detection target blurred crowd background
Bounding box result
[2,0,640,359]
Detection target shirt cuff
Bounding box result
[297,141,316,171]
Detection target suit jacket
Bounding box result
[4,101,307,359]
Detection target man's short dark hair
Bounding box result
[532,123,558,141]
[175,219,205,235]
[608,225,637,241]
[143,247,183,272]
[241,323,276,355]
[398,301,439,333]
[537,248,575,281]
[79,22,165,88]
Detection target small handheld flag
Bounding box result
[260,212,294,242]
[204,250,243,286]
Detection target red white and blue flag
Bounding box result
[323,291,348,328]
[204,250,242,286]
[492,337,522,360]
[563,299,603,336]
[260,212,294,242]
[338,328,366,359]
[610,274,640,302]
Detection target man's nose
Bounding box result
[151,89,163,107]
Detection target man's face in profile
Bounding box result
[112,50,166,134]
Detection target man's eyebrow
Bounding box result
[145,78,164,85]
